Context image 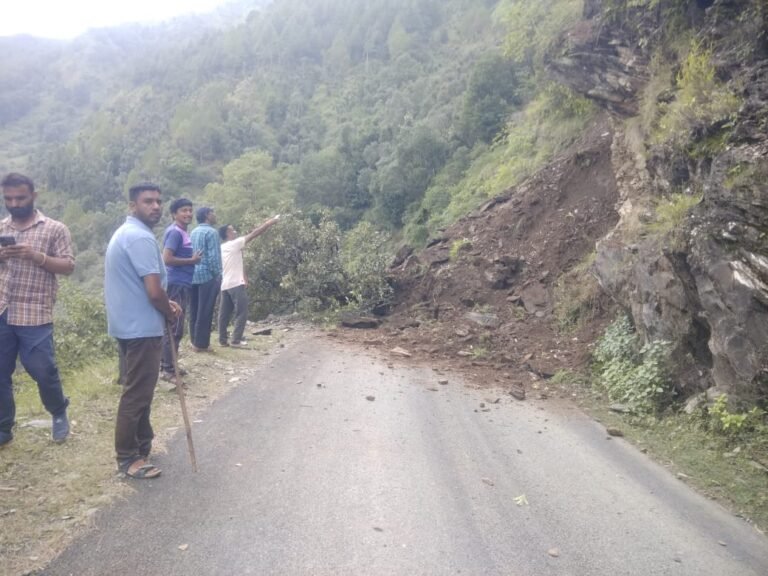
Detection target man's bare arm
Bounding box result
[163,247,202,266]
[244,215,280,244]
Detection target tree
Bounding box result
[203,150,295,226]
[460,54,521,144]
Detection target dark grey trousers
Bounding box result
[219,284,249,344]
[189,278,220,349]
[160,284,190,373]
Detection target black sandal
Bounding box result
[118,457,161,479]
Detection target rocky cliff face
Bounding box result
[548,0,768,402]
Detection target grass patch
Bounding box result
[553,251,600,331]
[0,335,284,576]
[654,40,740,148]
[449,238,472,261]
[646,193,701,250]
[588,406,768,530]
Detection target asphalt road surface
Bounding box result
[43,334,768,575]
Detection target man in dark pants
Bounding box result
[0,173,75,447]
[189,206,221,351]
[104,182,180,478]
[160,198,201,383]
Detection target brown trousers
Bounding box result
[115,337,162,462]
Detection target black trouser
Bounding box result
[115,337,161,462]
[189,278,220,349]
[160,284,191,373]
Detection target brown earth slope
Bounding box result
[350,114,620,396]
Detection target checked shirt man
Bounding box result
[189,207,221,351]
[0,173,75,447]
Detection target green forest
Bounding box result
[1,0,592,305]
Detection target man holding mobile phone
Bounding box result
[0,173,75,448]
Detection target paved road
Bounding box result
[43,335,768,575]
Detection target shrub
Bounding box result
[449,238,472,261]
[654,41,740,147]
[244,210,392,318]
[709,394,766,438]
[53,281,115,371]
[340,222,394,311]
[593,315,673,413]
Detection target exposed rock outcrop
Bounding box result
[550,0,768,401]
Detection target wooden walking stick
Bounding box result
[167,321,198,472]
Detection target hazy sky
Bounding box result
[0,0,230,39]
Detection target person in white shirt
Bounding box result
[217,215,279,347]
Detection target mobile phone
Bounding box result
[0,236,16,247]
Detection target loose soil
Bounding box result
[340,114,620,399]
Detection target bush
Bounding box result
[709,394,766,438]
[340,222,394,311]
[53,281,115,371]
[449,238,472,261]
[593,315,673,413]
[654,41,740,147]
[243,210,392,318]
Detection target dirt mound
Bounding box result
[346,115,621,395]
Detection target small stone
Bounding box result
[438,379,449,385]
[606,427,624,437]
[178,544,189,551]
[547,548,560,558]
[366,396,376,402]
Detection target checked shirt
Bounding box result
[0,211,75,326]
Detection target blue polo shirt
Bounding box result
[104,216,167,339]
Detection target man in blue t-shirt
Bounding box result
[160,198,201,382]
[104,182,180,479]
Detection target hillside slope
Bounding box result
[382,0,768,407]
[379,115,618,393]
